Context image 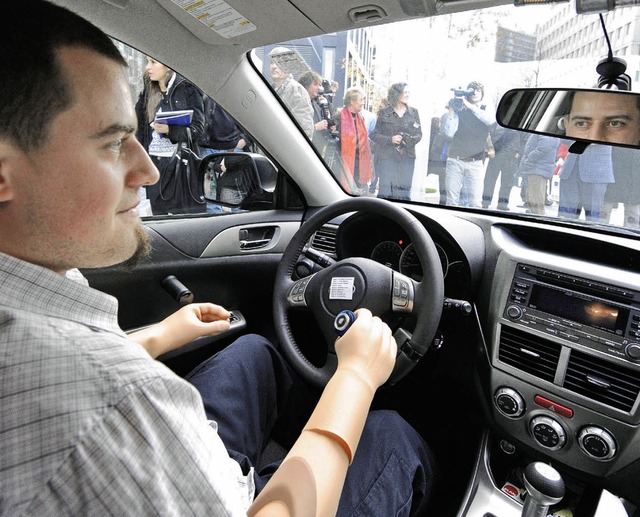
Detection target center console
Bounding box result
[457,431,631,517]
[486,257,640,481]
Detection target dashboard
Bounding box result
[335,211,473,300]
[308,206,640,501]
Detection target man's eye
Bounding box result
[608,120,626,128]
[573,121,588,129]
[109,139,124,152]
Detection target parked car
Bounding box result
[53,0,640,515]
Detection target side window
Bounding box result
[112,40,276,217]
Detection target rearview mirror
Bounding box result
[496,88,640,148]
[200,152,277,211]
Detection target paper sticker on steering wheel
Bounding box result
[329,277,355,300]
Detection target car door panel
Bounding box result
[82,209,304,340]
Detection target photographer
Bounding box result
[299,71,338,146]
[441,81,495,208]
[370,82,422,201]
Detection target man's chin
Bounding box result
[115,224,152,270]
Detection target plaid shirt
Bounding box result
[0,253,253,516]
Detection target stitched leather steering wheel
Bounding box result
[273,197,444,388]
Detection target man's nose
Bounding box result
[588,125,606,142]
[129,138,160,187]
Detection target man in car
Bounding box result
[561,90,640,226]
[0,2,434,515]
[563,90,640,146]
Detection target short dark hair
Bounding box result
[298,71,322,91]
[0,0,126,152]
[467,81,484,100]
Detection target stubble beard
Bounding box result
[117,223,152,270]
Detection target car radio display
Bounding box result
[529,284,629,334]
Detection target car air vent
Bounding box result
[310,226,337,257]
[564,349,640,412]
[498,326,561,382]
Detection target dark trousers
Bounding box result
[482,154,517,208]
[185,334,436,516]
[377,156,415,201]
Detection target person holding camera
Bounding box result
[370,82,422,201]
[299,71,338,149]
[441,81,495,208]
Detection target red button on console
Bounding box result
[534,395,574,418]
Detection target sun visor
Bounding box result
[154,0,321,46]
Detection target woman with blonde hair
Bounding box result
[338,87,373,194]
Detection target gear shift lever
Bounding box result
[521,462,565,517]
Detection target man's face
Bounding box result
[0,46,159,273]
[269,62,286,82]
[565,91,640,145]
[307,80,320,99]
[468,88,483,104]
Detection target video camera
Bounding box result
[317,95,339,141]
[448,86,475,111]
[316,79,334,102]
[452,87,474,98]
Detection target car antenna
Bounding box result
[595,13,632,90]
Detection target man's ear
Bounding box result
[0,140,16,203]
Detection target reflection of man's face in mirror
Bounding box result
[564,91,640,145]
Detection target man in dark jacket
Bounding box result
[199,95,248,156]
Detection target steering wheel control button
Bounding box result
[334,310,357,336]
[288,277,311,307]
[494,387,526,418]
[392,274,414,312]
[530,416,566,450]
[534,395,574,418]
[577,426,617,460]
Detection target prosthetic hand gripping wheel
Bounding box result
[334,310,357,337]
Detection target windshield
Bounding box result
[252,3,640,234]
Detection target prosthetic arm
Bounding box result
[248,309,396,517]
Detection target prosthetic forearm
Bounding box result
[248,368,375,517]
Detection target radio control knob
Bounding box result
[506,305,523,320]
[624,343,640,361]
[530,416,566,451]
[577,426,617,460]
[494,387,525,418]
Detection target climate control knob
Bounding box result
[577,426,617,460]
[494,387,525,418]
[530,415,566,451]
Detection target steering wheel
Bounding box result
[273,197,444,388]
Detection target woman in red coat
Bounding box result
[338,87,374,194]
